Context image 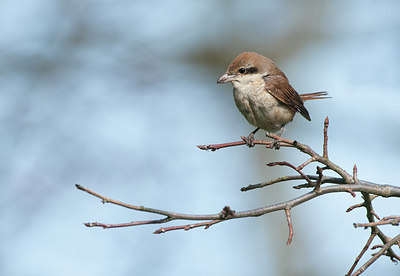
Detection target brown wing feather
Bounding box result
[264,75,311,121]
[300,91,330,101]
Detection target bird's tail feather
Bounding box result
[300,91,330,101]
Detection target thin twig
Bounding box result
[352,234,400,276]
[346,232,377,276]
[314,166,324,192]
[297,157,315,170]
[323,116,329,159]
[266,161,313,186]
[154,220,223,234]
[285,208,294,245]
[197,139,292,151]
[354,216,400,228]
[241,175,310,191]
[84,217,171,229]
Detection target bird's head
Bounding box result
[217,52,285,84]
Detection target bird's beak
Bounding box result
[217,73,235,84]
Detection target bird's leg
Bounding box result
[245,127,260,147]
[269,126,285,150]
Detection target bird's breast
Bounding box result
[232,81,295,132]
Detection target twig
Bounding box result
[84,218,171,229]
[353,164,359,183]
[285,208,294,245]
[197,139,292,151]
[354,216,400,228]
[241,175,310,191]
[267,161,313,186]
[323,116,329,159]
[352,234,400,276]
[297,157,315,170]
[351,192,400,269]
[154,220,223,234]
[346,232,377,276]
[314,166,324,192]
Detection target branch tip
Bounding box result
[75,184,84,190]
[285,208,294,246]
[353,164,359,183]
[323,116,329,159]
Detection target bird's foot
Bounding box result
[266,132,281,150]
[271,140,281,150]
[245,133,256,147]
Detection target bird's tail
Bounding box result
[300,91,330,101]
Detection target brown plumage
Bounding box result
[217,52,329,146]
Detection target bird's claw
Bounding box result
[266,132,280,150]
[271,140,281,150]
[245,133,256,147]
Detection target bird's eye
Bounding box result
[238,68,246,74]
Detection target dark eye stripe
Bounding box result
[246,67,258,74]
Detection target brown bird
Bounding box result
[217,52,329,147]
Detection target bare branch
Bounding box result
[346,232,377,276]
[352,234,400,276]
[266,161,313,186]
[197,139,292,151]
[77,182,400,232]
[354,216,400,228]
[78,118,400,275]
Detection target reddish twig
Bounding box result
[285,208,294,245]
[346,194,379,213]
[297,157,316,170]
[197,139,292,151]
[267,161,313,186]
[346,202,364,213]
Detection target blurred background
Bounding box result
[1,0,399,275]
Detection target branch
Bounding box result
[346,232,377,276]
[285,208,294,245]
[76,182,400,230]
[354,216,400,228]
[199,117,354,183]
[323,116,329,159]
[78,117,400,275]
[352,234,400,276]
[197,139,292,151]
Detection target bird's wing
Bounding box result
[264,75,311,121]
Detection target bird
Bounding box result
[217,52,329,147]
